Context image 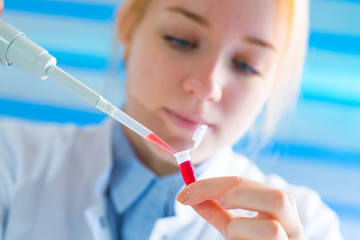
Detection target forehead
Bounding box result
[146,0,289,51]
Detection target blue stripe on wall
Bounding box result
[48,49,126,72]
[4,0,117,21]
[235,140,360,168]
[314,0,360,4]
[268,141,360,167]
[51,50,110,70]
[301,91,360,107]
[0,98,106,124]
[327,201,360,221]
[309,32,360,56]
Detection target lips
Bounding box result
[164,108,210,131]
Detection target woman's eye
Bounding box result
[233,59,260,76]
[163,35,197,50]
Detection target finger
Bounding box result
[225,218,289,240]
[219,185,302,238]
[191,200,232,234]
[177,176,262,205]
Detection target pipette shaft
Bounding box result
[0,20,175,152]
[47,65,152,137]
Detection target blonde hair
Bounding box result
[114,0,150,55]
[115,0,310,142]
[262,0,309,140]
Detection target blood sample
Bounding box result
[145,132,176,153]
[174,125,207,185]
[179,160,196,185]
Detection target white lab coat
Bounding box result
[0,118,343,240]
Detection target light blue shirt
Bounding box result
[107,123,186,240]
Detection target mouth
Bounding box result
[164,108,210,131]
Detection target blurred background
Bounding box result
[0,0,359,239]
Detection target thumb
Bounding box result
[191,200,232,235]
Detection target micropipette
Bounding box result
[0,20,175,153]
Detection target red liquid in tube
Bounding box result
[145,133,176,153]
[179,160,196,185]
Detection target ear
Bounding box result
[115,0,137,60]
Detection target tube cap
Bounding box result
[192,125,208,150]
[174,125,207,164]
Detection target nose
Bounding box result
[182,60,223,102]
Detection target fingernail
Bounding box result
[176,188,190,204]
[222,228,229,239]
[223,228,234,240]
[217,195,226,208]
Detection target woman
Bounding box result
[0,0,342,239]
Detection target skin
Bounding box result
[0,0,3,16]
[119,0,303,238]
[121,0,288,175]
[119,0,303,239]
[177,177,303,239]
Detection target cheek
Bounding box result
[219,81,268,139]
[127,45,167,101]
[128,36,183,90]
[225,81,267,116]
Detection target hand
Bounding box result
[0,0,3,16]
[177,176,303,240]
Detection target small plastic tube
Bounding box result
[175,150,196,185]
[174,125,207,185]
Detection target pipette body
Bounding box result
[0,20,175,153]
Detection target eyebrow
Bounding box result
[245,37,277,52]
[166,6,277,52]
[166,6,209,27]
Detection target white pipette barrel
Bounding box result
[47,66,152,137]
[0,20,152,138]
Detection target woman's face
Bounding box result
[122,0,289,166]
[0,0,4,15]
